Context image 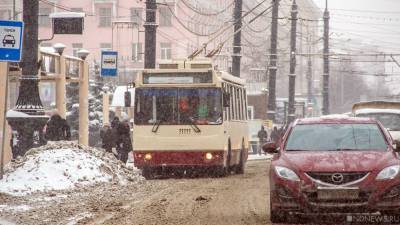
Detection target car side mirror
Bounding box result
[223,92,230,107]
[262,142,278,154]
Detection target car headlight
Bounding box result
[376,165,400,180]
[274,166,300,181]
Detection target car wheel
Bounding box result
[142,167,155,179]
[212,165,227,177]
[236,140,245,174]
[270,199,287,223]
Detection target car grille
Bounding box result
[306,172,368,185]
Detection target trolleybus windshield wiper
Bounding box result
[152,120,162,133]
[189,117,201,133]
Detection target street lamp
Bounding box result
[77,49,89,60]
[6,0,49,156]
[53,43,66,55]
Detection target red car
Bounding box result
[264,116,400,223]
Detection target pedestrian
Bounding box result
[45,110,71,141]
[270,126,280,143]
[111,117,121,156]
[257,125,268,155]
[116,119,132,164]
[100,122,114,153]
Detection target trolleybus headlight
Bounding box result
[205,153,213,160]
[144,153,152,161]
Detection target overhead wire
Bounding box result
[188,0,270,59]
[180,0,235,17]
[206,4,274,58]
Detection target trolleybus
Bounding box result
[132,59,249,178]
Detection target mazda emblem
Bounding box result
[331,173,344,184]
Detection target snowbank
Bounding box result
[248,154,273,161]
[0,142,142,196]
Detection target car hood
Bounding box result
[281,150,399,172]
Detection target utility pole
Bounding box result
[306,24,313,106]
[322,0,330,115]
[144,0,157,69]
[6,0,48,155]
[266,0,279,122]
[287,0,298,123]
[232,0,243,77]
[13,0,16,20]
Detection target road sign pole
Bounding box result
[0,62,9,180]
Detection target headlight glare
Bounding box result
[376,165,400,180]
[274,166,300,181]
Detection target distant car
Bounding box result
[2,34,15,47]
[264,116,400,223]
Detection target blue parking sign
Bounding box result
[0,20,23,62]
[101,51,118,77]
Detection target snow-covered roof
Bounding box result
[354,108,400,115]
[49,12,85,18]
[6,110,49,118]
[111,86,135,107]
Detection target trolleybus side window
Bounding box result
[238,88,242,120]
[244,89,248,120]
[222,83,228,121]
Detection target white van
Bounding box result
[352,101,400,140]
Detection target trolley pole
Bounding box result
[267,0,279,122]
[287,0,298,123]
[322,0,330,115]
[144,0,157,69]
[232,0,243,77]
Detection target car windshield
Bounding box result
[285,123,388,151]
[357,113,400,130]
[134,88,222,125]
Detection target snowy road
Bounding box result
[0,160,288,225]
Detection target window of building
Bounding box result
[132,43,143,62]
[100,43,112,50]
[130,8,142,26]
[160,43,172,60]
[159,7,172,27]
[70,8,83,12]
[99,7,112,27]
[72,43,83,57]
[39,7,51,27]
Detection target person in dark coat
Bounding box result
[111,117,121,156]
[257,126,268,155]
[116,119,132,163]
[100,123,114,153]
[45,111,71,141]
[270,126,280,143]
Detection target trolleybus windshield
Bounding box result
[135,88,222,125]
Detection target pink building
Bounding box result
[32,0,232,84]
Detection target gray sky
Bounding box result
[312,0,400,53]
